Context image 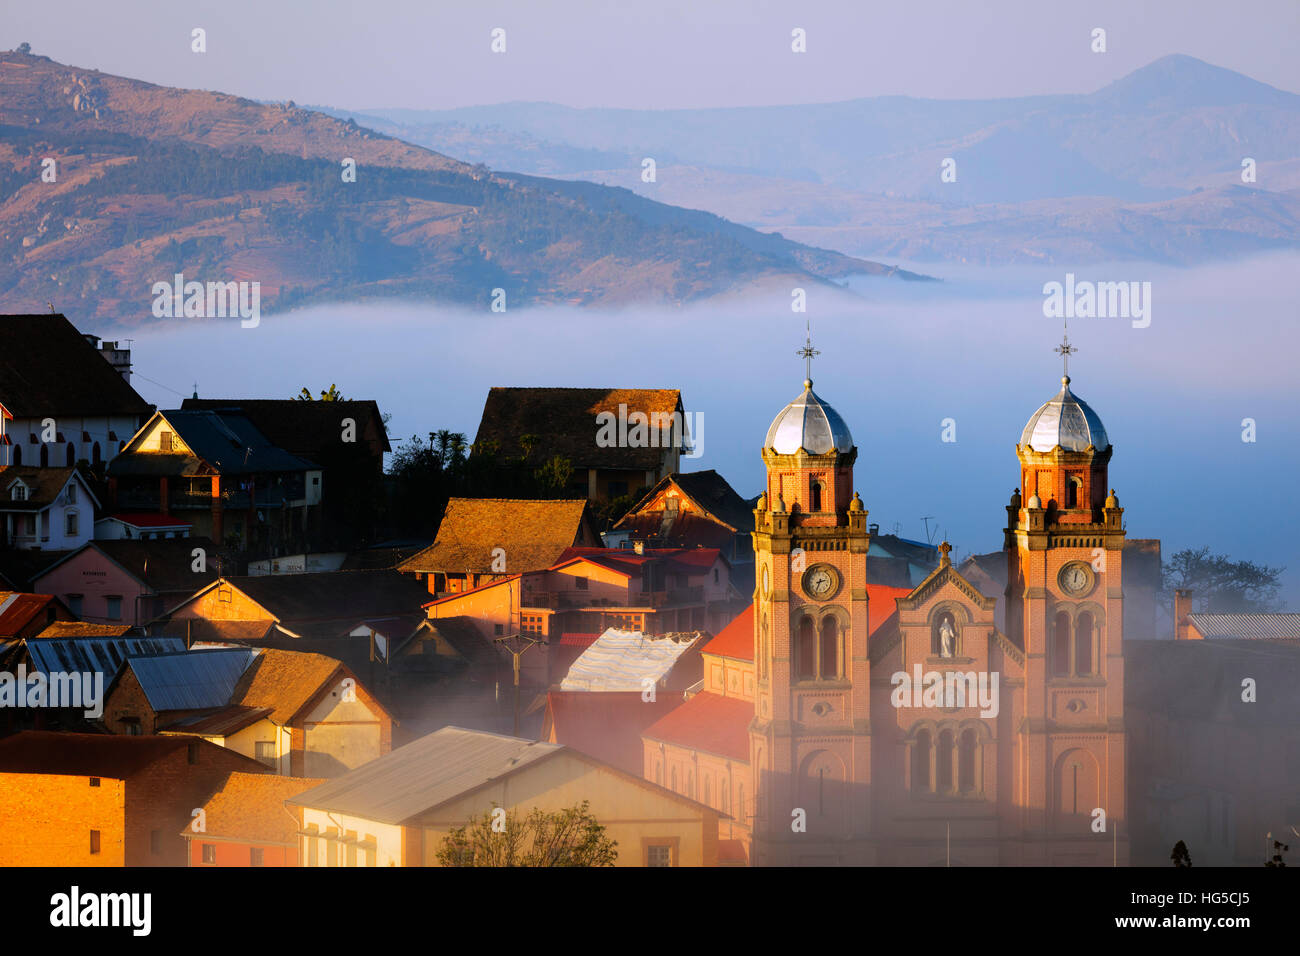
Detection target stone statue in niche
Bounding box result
[938,614,956,658]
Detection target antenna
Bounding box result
[920,516,937,544]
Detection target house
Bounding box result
[0,466,100,551]
[285,726,725,866]
[541,690,681,776]
[158,569,432,691]
[32,537,221,627]
[184,771,326,867]
[1173,590,1300,641]
[397,497,597,596]
[104,646,393,777]
[0,314,152,469]
[0,632,183,735]
[94,512,192,541]
[422,546,740,687]
[107,409,322,556]
[472,387,688,501]
[605,470,756,586]
[181,397,390,547]
[0,591,75,639]
[0,731,269,866]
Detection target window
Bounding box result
[201,844,216,864]
[122,718,141,736]
[10,484,26,502]
[1075,612,1094,675]
[68,594,83,616]
[521,614,544,635]
[959,729,977,793]
[255,740,276,769]
[217,586,232,603]
[797,617,816,680]
[90,830,101,855]
[250,847,264,867]
[150,830,161,855]
[494,623,504,636]
[937,731,954,792]
[1066,476,1082,509]
[713,568,719,583]
[819,617,839,679]
[187,741,199,764]
[159,430,173,452]
[65,511,78,537]
[67,483,77,504]
[810,480,823,512]
[912,730,932,792]
[703,777,711,807]
[574,576,589,590]
[670,767,677,792]
[1052,612,1071,677]
[89,776,100,787]
[105,595,122,621]
[646,844,673,867]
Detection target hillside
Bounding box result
[338,55,1300,265]
[0,51,920,325]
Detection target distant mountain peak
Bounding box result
[1090,53,1300,111]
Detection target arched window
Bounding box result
[655,761,663,786]
[959,729,977,793]
[721,781,729,813]
[1075,611,1094,675]
[1066,476,1081,508]
[1052,612,1071,677]
[670,767,677,793]
[810,481,823,512]
[687,771,695,800]
[737,785,745,822]
[703,777,710,807]
[797,617,816,680]
[92,442,102,465]
[760,615,769,680]
[819,616,839,679]
[913,730,932,792]
[66,443,75,466]
[937,730,954,791]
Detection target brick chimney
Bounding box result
[1174,588,1197,640]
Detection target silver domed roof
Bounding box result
[765,380,854,454]
[1020,377,1109,452]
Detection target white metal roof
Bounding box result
[560,627,704,692]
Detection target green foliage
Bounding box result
[296,384,345,401]
[1163,546,1285,613]
[437,801,617,867]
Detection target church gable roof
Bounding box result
[896,554,996,614]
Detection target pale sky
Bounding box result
[4,0,1298,110]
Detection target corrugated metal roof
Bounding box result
[560,628,705,692]
[27,636,185,677]
[125,647,260,711]
[286,726,562,824]
[1189,613,1300,641]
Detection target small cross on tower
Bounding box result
[796,320,820,386]
[938,541,952,566]
[1054,317,1078,384]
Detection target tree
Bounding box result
[1163,546,1285,614]
[16,42,31,55]
[1170,840,1192,867]
[437,800,618,867]
[296,384,344,401]
[1265,836,1289,867]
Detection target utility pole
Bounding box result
[495,632,543,736]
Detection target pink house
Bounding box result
[32,537,219,627]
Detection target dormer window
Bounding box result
[10,483,27,501]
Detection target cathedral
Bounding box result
[746,337,1127,865]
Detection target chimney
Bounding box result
[1174,588,1197,640]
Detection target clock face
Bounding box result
[804,565,838,599]
[1059,562,1092,595]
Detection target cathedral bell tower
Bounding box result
[1004,326,1127,863]
[749,330,874,865]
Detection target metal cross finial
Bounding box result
[1054,316,1077,384]
[796,319,819,385]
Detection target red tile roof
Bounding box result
[545,690,682,776]
[704,604,753,661]
[558,632,602,647]
[718,838,749,864]
[866,583,912,636]
[642,691,752,762]
[0,592,58,637]
[186,771,326,844]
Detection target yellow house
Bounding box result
[286,726,724,866]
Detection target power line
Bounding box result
[133,373,190,398]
